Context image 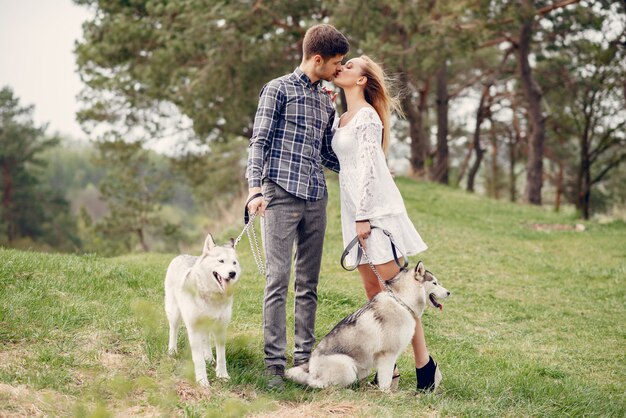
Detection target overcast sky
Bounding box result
[0,0,93,139]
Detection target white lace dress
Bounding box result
[332,107,428,266]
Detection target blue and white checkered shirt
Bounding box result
[246,67,340,201]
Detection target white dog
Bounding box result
[164,233,241,387]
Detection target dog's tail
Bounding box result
[286,355,358,389]
[285,365,325,388]
[285,366,311,385]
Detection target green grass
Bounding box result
[1,177,625,417]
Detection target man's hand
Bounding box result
[247,187,266,217]
[356,220,371,252]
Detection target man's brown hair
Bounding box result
[303,24,349,60]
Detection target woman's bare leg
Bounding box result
[356,258,403,299]
[412,318,430,368]
[356,259,430,368]
[357,260,400,386]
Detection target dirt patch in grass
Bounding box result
[527,223,585,232]
[0,344,35,386]
[74,330,147,377]
[0,344,33,366]
[110,403,166,417]
[76,330,112,353]
[175,380,211,402]
[0,383,73,417]
[77,330,144,357]
[100,351,129,370]
[250,400,362,418]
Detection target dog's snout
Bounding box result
[228,271,236,279]
[447,291,451,296]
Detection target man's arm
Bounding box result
[246,80,284,216]
[320,107,341,172]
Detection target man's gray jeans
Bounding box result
[261,179,327,368]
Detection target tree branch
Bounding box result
[589,120,626,161]
[591,153,626,185]
[477,0,582,49]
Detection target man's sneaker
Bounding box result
[293,359,309,372]
[265,364,285,390]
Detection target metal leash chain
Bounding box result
[247,215,265,276]
[233,212,266,276]
[233,212,253,247]
[358,243,417,318]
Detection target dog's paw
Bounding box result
[197,378,210,388]
[216,369,230,380]
[167,348,177,356]
[215,365,230,380]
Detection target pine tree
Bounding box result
[93,139,172,252]
[0,86,78,249]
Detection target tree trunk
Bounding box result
[577,128,592,220]
[508,134,517,202]
[137,227,150,252]
[509,101,522,202]
[434,60,449,184]
[338,89,347,115]
[456,141,474,187]
[418,85,432,177]
[1,163,14,243]
[400,74,430,177]
[517,0,545,205]
[575,88,598,220]
[467,86,489,192]
[489,119,499,199]
[555,159,564,212]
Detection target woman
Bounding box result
[331,55,441,392]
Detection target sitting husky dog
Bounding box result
[286,261,449,391]
[164,233,241,387]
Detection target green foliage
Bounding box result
[73,0,325,226]
[40,139,104,195]
[74,0,322,140]
[333,0,490,76]
[72,0,626,218]
[170,137,248,212]
[89,139,175,254]
[0,86,81,251]
[1,178,625,415]
[35,139,244,255]
[536,2,626,216]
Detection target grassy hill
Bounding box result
[1,177,624,417]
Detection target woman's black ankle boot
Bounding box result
[416,356,441,392]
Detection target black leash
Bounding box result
[340,226,416,318]
[243,192,263,225]
[340,226,408,271]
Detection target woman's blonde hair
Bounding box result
[359,55,403,154]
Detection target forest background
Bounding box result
[1,0,624,255]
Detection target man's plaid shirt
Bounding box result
[246,67,340,201]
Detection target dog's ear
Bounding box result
[203,233,216,254]
[414,261,426,281]
[229,237,235,247]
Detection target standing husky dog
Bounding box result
[164,234,241,387]
[285,262,449,391]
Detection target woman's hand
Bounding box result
[321,86,338,103]
[356,220,371,252]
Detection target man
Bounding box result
[246,24,349,389]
